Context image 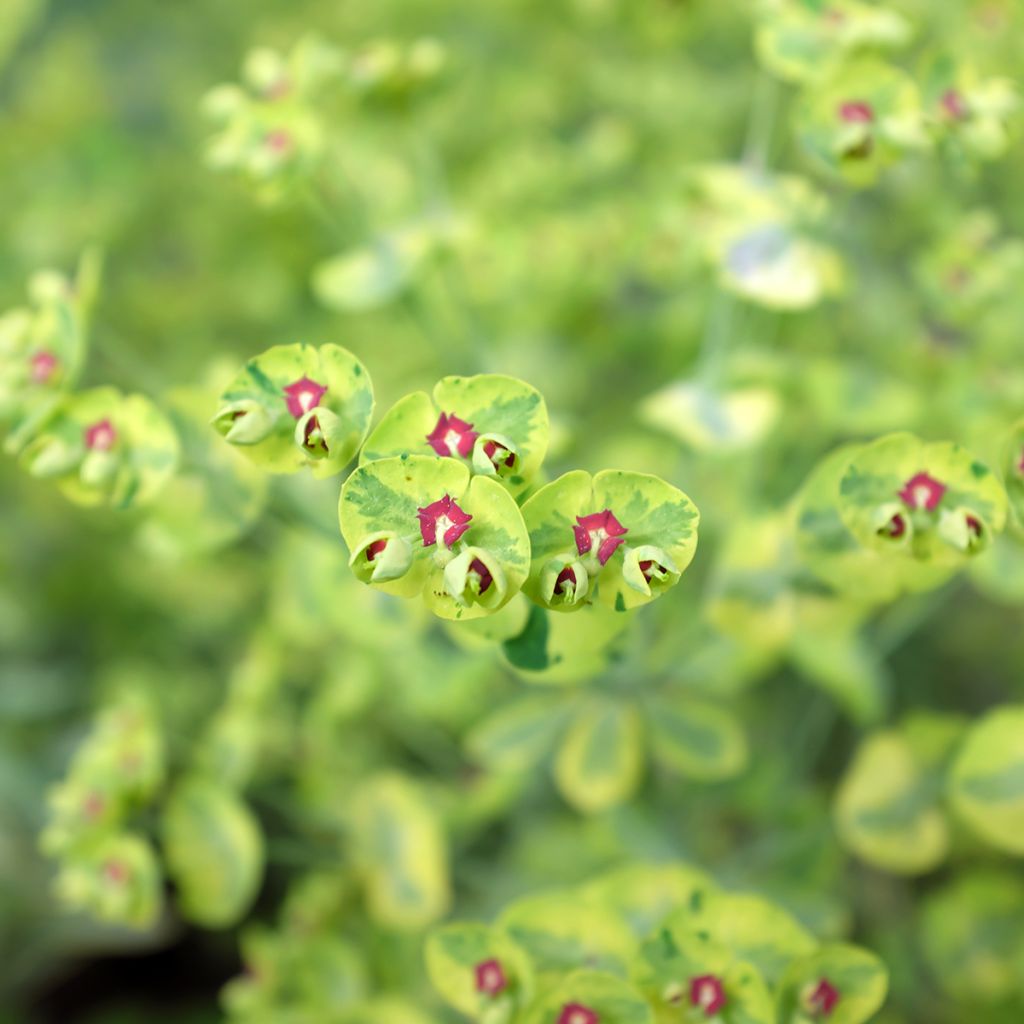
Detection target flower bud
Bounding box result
[213,400,277,445]
[938,507,988,553]
[539,554,589,608]
[622,545,680,597]
[443,546,507,609]
[294,406,343,459]
[23,436,81,479]
[350,531,414,584]
[472,432,519,478]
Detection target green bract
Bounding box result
[521,469,698,612]
[777,945,888,1024]
[948,706,1024,856]
[339,454,530,620]
[361,374,549,495]
[755,0,912,84]
[214,342,373,477]
[837,433,1007,567]
[18,386,179,509]
[797,60,929,187]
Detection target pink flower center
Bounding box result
[573,509,628,565]
[898,471,946,511]
[468,557,494,595]
[426,412,478,458]
[808,978,840,1016]
[483,438,516,469]
[839,101,875,124]
[84,419,117,452]
[690,974,726,1016]
[265,129,293,153]
[557,1004,599,1024]
[474,958,507,996]
[30,350,59,383]
[417,494,473,548]
[941,88,968,120]
[283,376,327,418]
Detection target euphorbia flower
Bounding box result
[839,100,874,123]
[474,958,507,997]
[805,977,840,1016]
[539,555,589,608]
[349,532,414,584]
[84,419,117,452]
[426,412,478,458]
[417,494,473,548]
[623,545,680,597]
[557,1004,599,1024]
[574,509,628,565]
[213,399,277,444]
[898,471,946,511]
[472,432,520,478]
[690,974,727,1015]
[443,547,506,608]
[283,376,327,418]
[879,512,907,539]
[30,350,59,384]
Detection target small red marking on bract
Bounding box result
[557,1004,599,1024]
[474,958,507,996]
[283,377,327,418]
[416,494,473,548]
[690,974,727,1016]
[809,977,840,1016]
[426,412,478,458]
[84,419,117,451]
[574,509,628,564]
[839,100,875,123]
[898,471,946,511]
[30,350,59,383]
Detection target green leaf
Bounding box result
[835,730,949,874]
[161,777,265,928]
[349,773,450,930]
[465,693,570,772]
[647,696,748,781]
[948,705,1024,855]
[554,699,645,813]
[777,944,888,1024]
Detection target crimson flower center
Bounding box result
[690,974,726,1016]
[283,376,327,418]
[474,958,507,996]
[84,419,117,452]
[839,100,875,124]
[426,412,478,458]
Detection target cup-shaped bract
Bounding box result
[202,36,343,202]
[521,469,698,612]
[19,386,179,510]
[360,374,548,496]
[755,0,912,85]
[213,343,373,477]
[837,433,1007,567]
[339,454,530,620]
[777,945,889,1024]
[797,59,930,187]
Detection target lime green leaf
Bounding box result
[554,699,644,813]
[835,730,949,874]
[948,705,1024,855]
[465,694,570,772]
[777,944,888,1024]
[349,774,450,930]
[162,777,264,928]
[647,696,749,781]
[523,970,652,1024]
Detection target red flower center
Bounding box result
[690,974,726,1016]
[557,1004,599,1024]
[555,565,577,594]
[366,539,389,562]
[468,557,493,594]
[898,471,946,511]
[84,419,117,452]
[941,88,968,120]
[283,377,327,418]
[881,512,907,539]
[809,977,840,1016]
[426,412,478,458]
[416,494,473,548]
[474,958,507,996]
[30,350,59,383]
[839,100,875,124]
[483,438,516,469]
[574,509,628,565]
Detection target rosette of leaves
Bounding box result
[202,36,343,201]
[18,386,179,509]
[213,342,373,477]
[426,864,888,1024]
[339,454,530,620]
[834,713,966,875]
[836,432,1007,568]
[921,54,1019,162]
[684,164,844,311]
[913,211,1024,327]
[948,705,1024,856]
[360,373,548,496]
[0,250,101,447]
[755,0,912,84]
[520,470,698,613]
[796,59,930,187]
[138,385,269,558]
